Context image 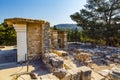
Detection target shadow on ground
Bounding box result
[0,49,17,64]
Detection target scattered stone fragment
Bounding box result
[68,68,81,80]
[61,72,72,80]
[53,68,67,79]
[52,50,68,57]
[98,69,112,77]
[42,53,63,72]
[79,66,92,80]
[110,73,120,80]
[112,67,120,75]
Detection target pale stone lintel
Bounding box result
[13,24,27,32]
[4,18,48,26]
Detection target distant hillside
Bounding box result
[55,24,82,31]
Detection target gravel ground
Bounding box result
[0,60,49,80]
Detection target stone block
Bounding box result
[79,66,92,80]
[42,53,64,72]
[61,73,72,80]
[53,50,68,57]
[91,71,105,80]
[113,70,120,75]
[110,73,120,80]
[68,68,81,80]
[53,69,67,79]
[50,57,63,68]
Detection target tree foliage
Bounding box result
[0,22,16,45]
[53,25,57,30]
[70,0,120,46]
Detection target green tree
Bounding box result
[70,0,120,46]
[53,25,57,30]
[0,24,5,45]
[74,28,81,42]
[0,22,16,45]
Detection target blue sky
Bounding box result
[0,0,86,26]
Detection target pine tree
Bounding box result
[70,0,120,46]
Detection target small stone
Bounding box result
[112,67,120,75]
[79,66,92,80]
[110,73,120,80]
[51,58,63,68]
[53,69,67,79]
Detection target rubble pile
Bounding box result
[42,52,92,80]
[42,53,64,72]
[75,52,91,63]
[68,43,120,65]
[41,43,119,80]
[53,69,67,79]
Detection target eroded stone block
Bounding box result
[79,66,92,80]
[42,53,64,72]
[53,69,67,79]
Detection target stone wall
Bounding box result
[42,53,64,72]
[42,22,51,53]
[58,31,67,49]
[27,23,43,56]
[50,30,67,50]
[50,30,58,49]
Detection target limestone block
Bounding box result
[42,53,64,72]
[53,69,67,79]
[61,72,72,80]
[68,68,81,80]
[113,69,120,75]
[91,71,105,80]
[53,50,68,57]
[50,57,63,68]
[110,73,120,80]
[111,67,120,80]
[79,66,92,80]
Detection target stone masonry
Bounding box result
[4,18,51,61]
[50,30,67,50]
[5,18,92,80]
[27,23,43,55]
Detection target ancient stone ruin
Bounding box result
[4,18,67,62]
[5,18,113,80]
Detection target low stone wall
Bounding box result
[42,53,64,72]
[61,66,91,80]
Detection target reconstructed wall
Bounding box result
[27,23,43,55]
[4,18,67,62]
[50,30,58,49]
[42,22,51,53]
[27,22,50,56]
[58,31,67,49]
[50,30,67,50]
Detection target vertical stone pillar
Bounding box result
[42,22,51,53]
[13,24,27,62]
[64,33,67,50]
[50,30,58,49]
